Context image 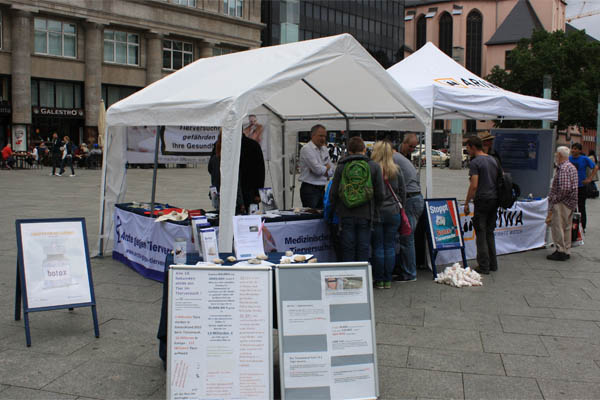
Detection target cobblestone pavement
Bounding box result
[0,165,599,399]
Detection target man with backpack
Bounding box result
[464,136,499,275]
[329,136,384,262]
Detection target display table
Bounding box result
[157,251,283,367]
[112,203,336,281]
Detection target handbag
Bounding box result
[385,179,412,236]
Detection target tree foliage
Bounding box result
[485,29,600,130]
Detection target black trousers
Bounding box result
[578,186,587,230]
[473,199,499,271]
[300,182,325,209]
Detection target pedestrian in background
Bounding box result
[546,146,578,261]
[59,136,76,177]
[464,136,499,275]
[569,143,598,230]
[49,132,62,176]
[371,141,405,289]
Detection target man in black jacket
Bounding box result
[239,134,265,211]
[330,136,384,262]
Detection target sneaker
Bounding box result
[50,173,55,176]
[397,277,417,283]
[473,267,490,275]
[56,173,62,176]
[384,281,392,289]
[69,174,76,177]
[374,281,385,289]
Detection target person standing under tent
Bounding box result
[49,132,62,176]
[239,133,265,211]
[393,133,423,282]
[546,146,578,261]
[371,141,405,289]
[299,124,334,209]
[464,136,499,275]
[329,136,384,262]
[569,143,599,231]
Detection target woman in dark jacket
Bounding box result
[371,141,406,289]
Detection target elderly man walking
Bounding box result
[547,146,579,261]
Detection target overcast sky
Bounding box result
[566,0,600,40]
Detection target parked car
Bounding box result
[411,149,450,167]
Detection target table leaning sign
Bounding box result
[14,218,99,346]
[167,264,273,400]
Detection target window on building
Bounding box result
[223,0,243,17]
[505,50,513,70]
[438,12,452,57]
[416,15,426,50]
[103,30,139,66]
[163,39,193,70]
[434,120,444,130]
[466,120,476,134]
[213,46,236,56]
[34,18,77,58]
[174,0,196,7]
[31,79,82,108]
[101,84,139,108]
[466,10,482,76]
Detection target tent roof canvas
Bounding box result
[387,42,559,121]
[106,33,430,128]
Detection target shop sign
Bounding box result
[0,101,10,115]
[32,107,84,118]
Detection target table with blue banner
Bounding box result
[157,251,284,367]
[113,203,337,281]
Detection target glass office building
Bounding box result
[262,0,405,69]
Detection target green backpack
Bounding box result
[339,160,373,208]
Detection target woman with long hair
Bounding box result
[371,141,406,289]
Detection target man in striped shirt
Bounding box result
[546,146,579,261]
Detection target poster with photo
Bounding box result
[259,187,278,212]
[320,269,367,305]
[18,220,92,309]
[242,114,270,161]
[424,199,463,250]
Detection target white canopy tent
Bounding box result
[98,33,430,255]
[387,42,559,195]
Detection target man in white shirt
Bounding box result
[299,124,334,209]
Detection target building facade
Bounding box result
[404,0,566,137]
[262,0,405,69]
[0,0,263,150]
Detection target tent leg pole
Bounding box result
[97,126,111,257]
[345,118,350,155]
[150,126,164,216]
[281,122,286,208]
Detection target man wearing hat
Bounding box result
[478,131,501,168]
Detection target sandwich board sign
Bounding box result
[15,218,99,346]
[167,265,273,400]
[276,262,379,400]
[423,198,468,277]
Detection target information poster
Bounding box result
[18,221,92,309]
[493,132,539,170]
[277,263,378,400]
[168,266,272,400]
[424,199,463,250]
[126,125,219,164]
[232,215,264,260]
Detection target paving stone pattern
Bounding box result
[1,167,600,399]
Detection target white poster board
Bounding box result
[18,220,93,309]
[276,262,378,400]
[232,215,264,260]
[167,265,273,400]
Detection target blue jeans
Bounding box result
[372,214,401,282]
[340,217,371,262]
[397,194,424,280]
